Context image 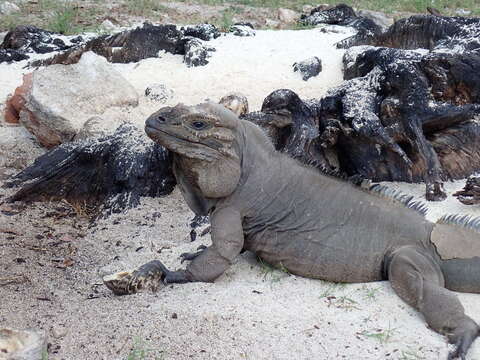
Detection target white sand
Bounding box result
[114,27,355,114]
[2,27,480,360]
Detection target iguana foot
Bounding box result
[426,181,447,201]
[446,318,479,360]
[103,260,190,295]
[180,245,207,263]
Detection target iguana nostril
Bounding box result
[157,115,166,123]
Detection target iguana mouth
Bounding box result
[145,124,221,155]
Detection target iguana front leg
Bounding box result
[104,207,244,295]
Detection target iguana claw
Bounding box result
[180,245,208,263]
[446,320,479,360]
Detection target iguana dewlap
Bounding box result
[104,102,480,360]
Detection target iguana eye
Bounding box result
[191,121,206,130]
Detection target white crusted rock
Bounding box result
[11,51,138,147]
[145,83,174,103]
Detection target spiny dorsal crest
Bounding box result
[437,214,480,233]
[369,184,429,216]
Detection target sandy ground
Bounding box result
[2,26,480,360]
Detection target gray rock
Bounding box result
[302,5,314,14]
[183,38,212,67]
[0,328,46,360]
[0,1,20,15]
[293,56,322,81]
[18,52,138,147]
[219,92,249,117]
[75,116,113,140]
[145,83,174,103]
[357,9,393,29]
[0,125,44,169]
[230,24,255,37]
[265,19,280,29]
[101,19,117,32]
[278,8,300,23]
[456,8,472,16]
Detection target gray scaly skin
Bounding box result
[104,102,480,359]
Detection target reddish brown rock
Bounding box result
[4,72,32,124]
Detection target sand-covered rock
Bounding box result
[7,52,138,147]
[145,83,174,103]
[293,56,322,81]
[0,328,46,360]
[184,38,212,67]
[0,125,44,170]
[231,24,255,37]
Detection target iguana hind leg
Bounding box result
[386,245,479,360]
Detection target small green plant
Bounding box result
[319,282,346,299]
[290,22,316,30]
[399,350,425,360]
[47,5,79,35]
[398,348,426,360]
[319,283,360,310]
[126,338,164,360]
[124,0,165,16]
[361,284,381,300]
[258,257,290,283]
[358,324,396,344]
[0,14,22,31]
[333,295,360,310]
[38,0,64,12]
[218,8,235,31]
[41,348,49,360]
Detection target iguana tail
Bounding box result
[431,214,480,293]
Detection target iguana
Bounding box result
[104,102,480,360]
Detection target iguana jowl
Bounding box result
[104,102,480,359]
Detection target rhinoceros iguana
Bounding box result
[104,102,480,360]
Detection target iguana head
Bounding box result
[145,102,242,198]
[145,102,240,162]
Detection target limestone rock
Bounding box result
[456,9,471,16]
[357,10,393,30]
[74,116,113,141]
[219,92,249,117]
[0,25,77,63]
[278,8,300,24]
[6,123,176,217]
[302,5,314,15]
[0,328,46,360]
[265,19,280,29]
[184,38,212,67]
[293,56,322,81]
[454,176,480,205]
[0,125,44,169]
[101,19,117,32]
[182,24,220,41]
[33,23,185,66]
[230,24,255,37]
[145,83,174,103]
[0,1,20,15]
[8,52,138,148]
